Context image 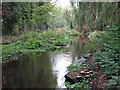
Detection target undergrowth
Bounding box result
[2,29,74,61]
[65,26,120,89]
[91,26,120,88]
[65,78,91,88]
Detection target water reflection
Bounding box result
[50,52,72,88]
[3,52,57,88]
[70,35,89,61]
[2,36,91,88]
[2,50,73,88]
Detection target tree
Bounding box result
[48,8,68,29]
[32,2,57,31]
[2,2,33,34]
[71,2,118,33]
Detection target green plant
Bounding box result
[84,41,97,53]
[65,78,91,88]
[2,29,72,61]
[93,26,120,88]
[67,64,79,71]
[67,63,88,72]
[79,64,88,68]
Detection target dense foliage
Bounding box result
[70,2,119,32]
[91,26,120,88]
[2,2,68,34]
[2,2,33,34]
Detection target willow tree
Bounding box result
[71,2,118,33]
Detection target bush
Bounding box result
[19,32,42,42]
[88,31,105,39]
[41,30,59,39]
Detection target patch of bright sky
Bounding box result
[51,0,71,8]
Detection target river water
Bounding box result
[2,36,90,88]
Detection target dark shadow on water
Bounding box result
[70,35,89,61]
[2,36,94,88]
[2,52,57,88]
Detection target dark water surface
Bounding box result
[2,36,91,88]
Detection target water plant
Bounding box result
[2,30,72,61]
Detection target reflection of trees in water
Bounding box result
[71,36,89,61]
[2,52,57,88]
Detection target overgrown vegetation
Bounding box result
[91,26,120,88]
[2,29,79,61]
[2,2,70,34]
[65,26,120,89]
[70,2,119,32]
[2,2,81,62]
[2,2,120,88]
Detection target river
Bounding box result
[2,36,90,88]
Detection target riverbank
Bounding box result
[65,26,120,89]
[2,29,80,62]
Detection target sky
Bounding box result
[51,0,71,8]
